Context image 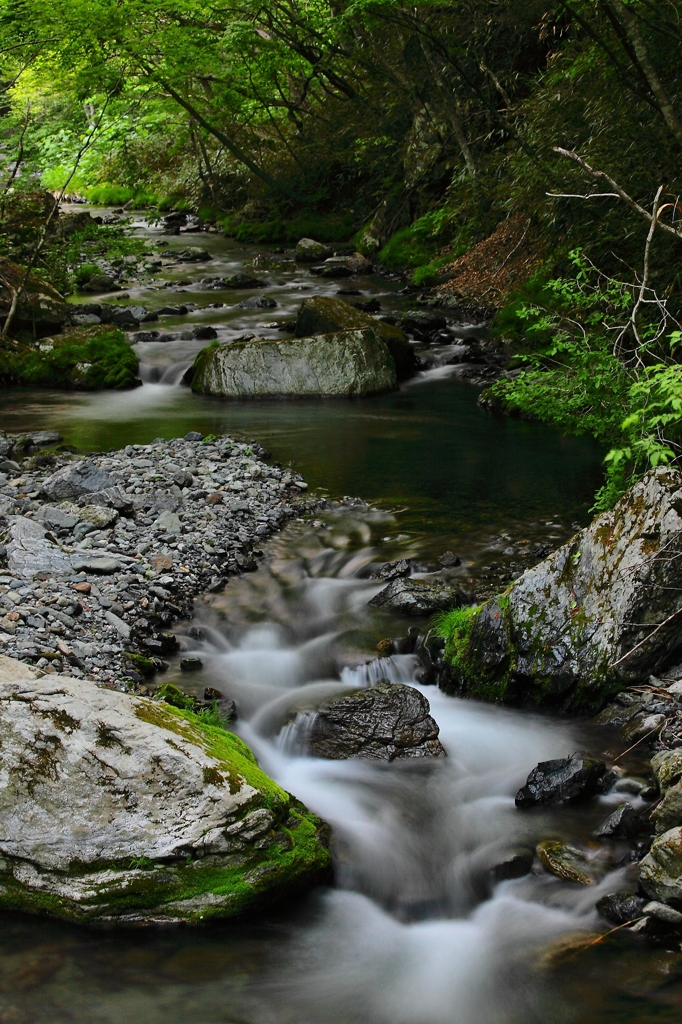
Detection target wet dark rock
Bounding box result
[176,248,211,263]
[398,311,447,338]
[438,551,462,568]
[491,848,535,882]
[222,273,263,288]
[594,802,642,839]
[371,559,411,581]
[596,892,647,926]
[43,460,116,500]
[237,295,277,309]
[158,306,188,316]
[515,755,606,808]
[304,682,446,761]
[180,656,203,671]
[191,325,218,340]
[368,577,467,617]
[81,274,120,294]
[141,632,180,656]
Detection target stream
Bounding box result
[0,214,678,1023]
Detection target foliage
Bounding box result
[0,326,140,390]
[490,252,682,508]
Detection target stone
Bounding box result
[593,802,641,839]
[6,517,75,577]
[294,296,416,381]
[72,556,121,575]
[43,460,116,500]
[490,848,535,882]
[0,657,330,924]
[192,329,397,398]
[79,504,119,529]
[82,274,119,294]
[653,780,682,834]
[311,254,372,276]
[438,551,462,568]
[104,610,130,638]
[596,892,647,925]
[34,505,80,530]
[181,657,203,672]
[536,840,594,885]
[237,295,277,309]
[639,827,682,903]
[398,311,447,337]
[371,559,411,581]
[515,755,606,808]
[441,468,682,711]
[368,577,466,616]
[14,430,63,451]
[83,486,131,513]
[652,749,682,793]
[295,238,331,261]
[153,511,182,535]
[301,682,446,761]
[184,431,203,441]
[222,273,263,288]
[643,901,682,926]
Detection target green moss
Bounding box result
[123,652,155,677]
[155,681,195,710]
[0,325,140,390]
[221,212,356,244]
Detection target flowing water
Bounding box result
[0,215,677,1023]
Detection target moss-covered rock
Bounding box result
[0,656,330,925]
[0,324,140,390]
[192,328,396,397]
[294,296,417,381]
[437,469,682,712]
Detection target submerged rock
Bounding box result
[439,468,682,711]
[0,656,330,925]
[515,755,606,807]
[369,577,467,616]
[302,681,446,761]
[295,295,416,381]
[536,839,595,885]
[191,329,397,398]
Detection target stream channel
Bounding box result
[0,213,677,1024]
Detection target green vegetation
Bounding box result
[0,325,140,390]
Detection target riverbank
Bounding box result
[0,428,320,688]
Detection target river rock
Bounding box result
[652,749,682,793]
[221,273,264,288]
[0,257,68,335]
[42,460,116,499]
[7,517,75,577]
[0,656,330,924]
[653,780,682,834]
[593,802,641,839]
[368,577,466,616]
[295,296,416,381]
[310,254,372,276]
[191,329,397,398]
[536,839,594,885]
[639,826,682,903]
[515,755,606,807]
[237,295,277,309]
[440,468,682,711]
[596,891,647,925]
[295,238,331,261]
[303,682,446,760]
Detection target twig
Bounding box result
[612,721,666,762]
[562,916,647,958]
[610,605,682,668]
[629,184,664,358]
[552,148,682,242]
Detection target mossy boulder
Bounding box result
[439,469,682,712]
[0,256,68,335]
[295,296,417,381]
[0,324,140,390]
[192,328,396,398]
[0,656,330,925]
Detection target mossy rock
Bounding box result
[0,324,140,390]
[294,296,417,381]
[0,656,331,925]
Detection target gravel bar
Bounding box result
[0,428,314,688]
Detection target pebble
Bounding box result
[0,431,313,688]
